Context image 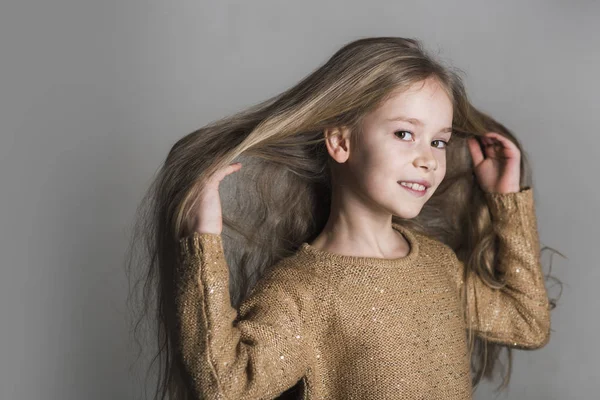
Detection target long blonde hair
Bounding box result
[125,37,562,399]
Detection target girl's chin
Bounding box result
[392,206,423,220]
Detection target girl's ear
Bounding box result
[324,126,351,164]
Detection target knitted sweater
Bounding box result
[175,188,550,399]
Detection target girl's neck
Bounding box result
[308,220,411,260]
[300,222,420,269]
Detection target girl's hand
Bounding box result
[467,132,521,194]
[193,162,242,235]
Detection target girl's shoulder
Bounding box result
[254,249,333,294]
[407,228,455,258]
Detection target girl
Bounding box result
[127,37,560,399]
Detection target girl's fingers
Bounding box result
[211,162,242,183]
[484,132,520,158]
[485,132,510,148]
[225,162,242,177]
[468,137,485,166]
[483,138,499,158]
[482,136,500,149]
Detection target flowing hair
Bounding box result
[125,37,563,399]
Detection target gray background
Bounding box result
[1,0,597,399]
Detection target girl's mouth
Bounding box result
[398,181,427,197]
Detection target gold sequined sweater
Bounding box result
[175,188,550,399]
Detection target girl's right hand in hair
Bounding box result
[193,162,242,235]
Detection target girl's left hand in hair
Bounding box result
[467,132,521,194]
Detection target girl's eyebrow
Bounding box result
[387,115,453,134]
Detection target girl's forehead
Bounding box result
[372,85,453,119]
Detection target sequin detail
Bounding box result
[174,187,550,399]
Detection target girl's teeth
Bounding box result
[400,182,426,191]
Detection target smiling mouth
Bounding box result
[398,182,428,197]
[399,181,427,191]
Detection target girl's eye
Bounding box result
[394,130,413,140]
[432,140,449,149]
[395,130,448,150]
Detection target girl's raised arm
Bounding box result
[449,187,551,349]
[173,162,314,398]
[175,231,314,399]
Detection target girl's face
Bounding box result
[342,77,453,219]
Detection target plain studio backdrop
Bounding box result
[1,0,597,399]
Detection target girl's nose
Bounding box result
[413,149,438,171]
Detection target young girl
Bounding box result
[128,37,559,399]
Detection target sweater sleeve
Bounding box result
[450,187,551,349]
[175,232,314,399]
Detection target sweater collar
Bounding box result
[298,223,419,269]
